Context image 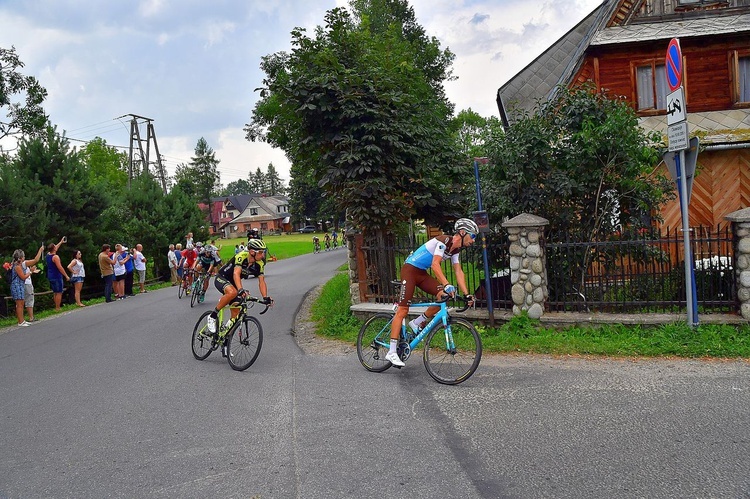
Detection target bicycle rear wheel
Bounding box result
[423,318,482,385]
[356,313,394,372]
[226,316,263,371]
[178,278,185,299]
[191,311,216,360]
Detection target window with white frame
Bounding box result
[635,62,668,111]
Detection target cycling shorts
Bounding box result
[396,263,441,307]
[214,275,243,304]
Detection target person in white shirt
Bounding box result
[167,244,178,286]
[67,249,87,307]
[134,244,148,293]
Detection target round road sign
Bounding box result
[666,38,683,92]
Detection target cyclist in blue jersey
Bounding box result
[386,218,478,367]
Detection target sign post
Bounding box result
[664,38,698,327]
[473,157,494,327]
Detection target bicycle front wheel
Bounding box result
[226,316,263,371]
[423,318,482,385]
[356,313,395,372]
[191,311,216,360]
[178,278,185,299]
[190,278,199,307]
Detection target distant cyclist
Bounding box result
[312,235,321,254]
[386,218,478,367]
[206,238,273,334]
[193,242,215,301]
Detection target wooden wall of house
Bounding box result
[579,34,749,113]
[658,148,750,229]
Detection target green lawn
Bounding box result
[310,268,750,359]
[216,233,324,262]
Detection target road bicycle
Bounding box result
[313,238,321,254]
[191,295,271,371]
[356,283,481,385]
[190,270,209,307]
[178,268,195,299]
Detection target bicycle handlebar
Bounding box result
[243,295,272,315]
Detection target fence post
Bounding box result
[501,214,549,319]
[725,208,750,320]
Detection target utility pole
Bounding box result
[120,114,167,193]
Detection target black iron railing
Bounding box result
[546,225,736,313]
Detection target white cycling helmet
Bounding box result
[454,218,478,235]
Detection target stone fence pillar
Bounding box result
[501,214,549,319]
[725,208,750,320]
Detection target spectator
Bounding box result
[113,244,130,299]
[124,246,135,296]
[10,247,43,326]
[185,232,194,250]
[98,244,116,302]
[167,244,178,286]
[46,237,70,311]
[21,244,44,322]
[134,244,147,293]
[174,243,183,283]
[67,249,86,307]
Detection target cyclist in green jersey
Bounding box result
[207,238,273,333]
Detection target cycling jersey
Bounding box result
[217,250,264,280]
[197,250,214,267]
[404,236,461,270]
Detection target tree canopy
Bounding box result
[0,46,49,142]
[484,85,673,239]
[246,0,465,231]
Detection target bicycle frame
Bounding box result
[402,301,453,351]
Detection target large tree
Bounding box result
[0,46,49,141]
[246,0,463,231]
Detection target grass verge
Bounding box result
[310,271,750,359]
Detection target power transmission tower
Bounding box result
[121,114,168,193]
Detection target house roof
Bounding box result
[640,109,750,145]
[591,12,750,45]
[497,1,613,119]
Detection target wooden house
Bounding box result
[497,0,750,230]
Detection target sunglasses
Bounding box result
[464,232,477,240]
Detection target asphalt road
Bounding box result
[1,248,749,498]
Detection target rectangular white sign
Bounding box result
[668,121,689,152]
[666,87,686,125]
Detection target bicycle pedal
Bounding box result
[392,365,403,370]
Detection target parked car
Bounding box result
[299,225,317,233]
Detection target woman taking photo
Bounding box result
[67,249,86,307]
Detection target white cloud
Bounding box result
[0,0,603,186]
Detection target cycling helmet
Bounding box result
[246,238,267,251]
[195,241,203,248]
[454,218,479,235]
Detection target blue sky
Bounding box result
[0,0,602,185]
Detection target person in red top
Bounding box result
[179,246,198,293]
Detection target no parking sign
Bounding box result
[666,38,683,92]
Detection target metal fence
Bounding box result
[358,231,512,309]
[356,225,736,314]
[546,225,736,313]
